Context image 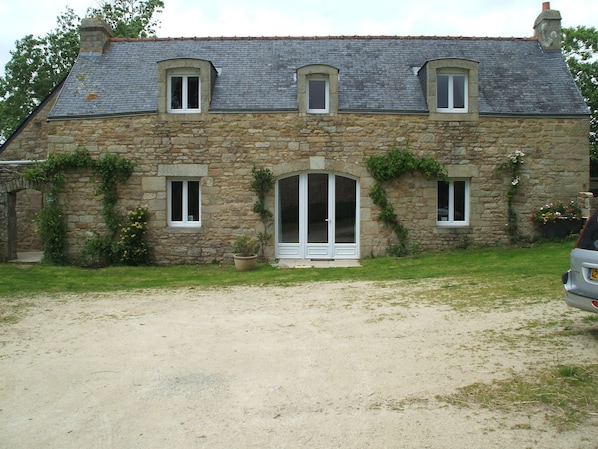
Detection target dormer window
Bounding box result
[437,72,467,112]
[419,58,478,121]
[157,58,217,121]
[307,77,329,113]
[297,64,339,115]
[168,71,200,113]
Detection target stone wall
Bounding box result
[14,189,42,251]
[0,89,56,162]
[0,90,55,260]
[45,112,589,264]
[0,166,43,262]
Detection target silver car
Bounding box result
[563,210,598,314]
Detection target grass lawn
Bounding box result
[0,240,574,297]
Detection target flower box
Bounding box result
[530,200,583,240]
[541,220,582,239]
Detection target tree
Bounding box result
[562,26,598,172]
[87,0,164,38]
[0,0,164,143]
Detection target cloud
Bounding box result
[160,4,334,38]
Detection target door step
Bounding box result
[276,259,361,268]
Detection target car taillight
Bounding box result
[592,301,598,309]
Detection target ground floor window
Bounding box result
[168,178,201,227]
[437,179,469,225]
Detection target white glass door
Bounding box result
[276,173,358,259]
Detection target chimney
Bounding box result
[533,2,562,50]
[79,18,114,55]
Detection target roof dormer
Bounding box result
[296,65,339,115]
[418,58,479,122]
[157,58,218,121]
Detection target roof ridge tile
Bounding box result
[109,35,538,43]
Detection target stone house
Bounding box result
[0,3,591,264]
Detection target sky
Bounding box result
[0,0,596,74]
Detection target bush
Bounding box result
[115,207,150,265]
[81,234,116,268]
[34,204,66,265]
[232,235,260,257]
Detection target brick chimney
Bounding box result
[533,2,562,50]
[79,18,114,55]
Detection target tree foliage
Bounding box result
[562,26,598,166]
[87,0,164,39]
[0,0,164,143]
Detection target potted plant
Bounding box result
[232,235,260,271]
[529,200,583,239]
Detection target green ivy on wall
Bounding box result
[366,146,447,256]
[23,146,145,266]
[495,150,525,242]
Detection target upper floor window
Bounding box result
[168,72,200,113]
[419,58,478,121]
[437,72,467,112]
[157,58,217,121]
[307,78,329,113]
[297,64,339,115]
[437,179,469,226]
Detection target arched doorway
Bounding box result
[276,172,359,260]
[0,170,43,262]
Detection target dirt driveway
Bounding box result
[1,280,597,448]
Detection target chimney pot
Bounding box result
[542,2,550,11]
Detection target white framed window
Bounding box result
[437,73,467,113]
[307,77,329,113]
[168,178,201,227]
[437,179,469,225]
[168,72,200,113]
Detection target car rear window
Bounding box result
[576,210,598,250]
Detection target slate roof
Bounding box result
[49,35,589,119]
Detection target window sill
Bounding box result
[429,111,478,122]
[166,225,203,234]
[435,224,470,233]
[167,109,201,114]
[158,112,208,122]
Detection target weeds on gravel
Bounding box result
[0,298,34,324]
[441,364,598,430]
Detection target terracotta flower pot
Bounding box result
[233,254,258,271]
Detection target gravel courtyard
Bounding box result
[1,280,597,448]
